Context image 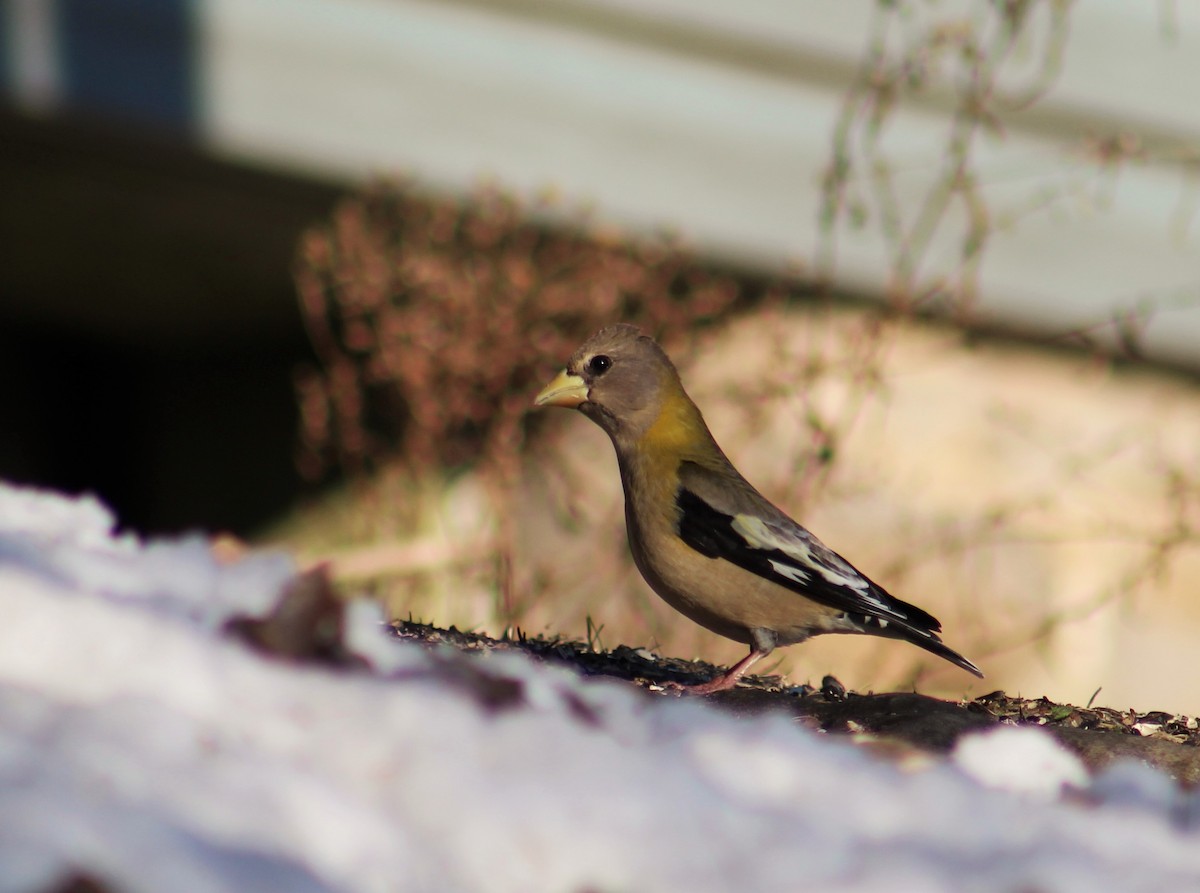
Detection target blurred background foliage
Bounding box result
[281,174,1200,705]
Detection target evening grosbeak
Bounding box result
[534,324,982,693]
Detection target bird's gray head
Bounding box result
[534,324,682,440]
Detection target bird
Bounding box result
[533,324,982,693]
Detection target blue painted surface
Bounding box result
[57,0,196,131]
[0,1,14,96]
[0,8,6,96]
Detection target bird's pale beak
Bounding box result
[534,369,589,408]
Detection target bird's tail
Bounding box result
[905,631,984,678]
[850,611,983,678]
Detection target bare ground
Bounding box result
[390,619,1200,786]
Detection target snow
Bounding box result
[952,725,1090,799]
[1,481,1199,893]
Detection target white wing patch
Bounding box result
[768,559,810,584]
[731,514,805,555]
[731,511,904,617]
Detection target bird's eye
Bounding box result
[588,355,612,376]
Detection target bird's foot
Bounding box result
[650,670,743,696]
[680,671,744,695]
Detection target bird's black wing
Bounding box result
[674,466,983,678]
[675,486,937,628]
[676,484,984,681]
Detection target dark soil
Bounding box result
[390,619,1200,786]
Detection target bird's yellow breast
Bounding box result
[616,388,841,645]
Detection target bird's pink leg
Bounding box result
[682,648,768,695]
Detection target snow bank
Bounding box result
[1,482,1198,893]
